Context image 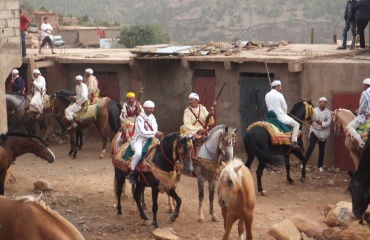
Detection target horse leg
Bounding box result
[141,190,147,210]
[168,195,174,214]
[221,206,227,229]
[245,153,255,169]
[256,162,266,196]
[197,178,205,222]
[244,216,253,240]
[151,188,159,228]
[238,219,245,240]
[129,183,138,215]
[133,184,150,225]
[168,189,182,222]
[114,168,125,215]
[208,179,219,222]
[222,213,238,240]
[0,171,6,195]
[284,156,294,184]
[69,131,77,158]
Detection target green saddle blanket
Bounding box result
[357,121,370,134]
[265,110,292,132]
[73,103,102,124]
[123,138,153,161]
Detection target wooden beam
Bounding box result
[224,61,237,70]
[35,60,55,69]
[288,62,303,72]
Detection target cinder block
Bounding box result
[0,28,19,38]
[5,0,19,10]
[6,18,19,28]
[0,10,12,19]
[0,1,5,9]
[1,36,21,48]
[0,19,6,28]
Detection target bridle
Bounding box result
[288,101,314,126]
[204,128,236,160]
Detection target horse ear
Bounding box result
[225,126,228,132]
[233,128,237,133]
[234,163,243,173]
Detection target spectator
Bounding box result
[20,9,31,57]
[355,0,370,50]
[39,17,56,54]
[337,0,357,50]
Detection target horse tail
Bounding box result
[244,130,283,168]
[107,101,122,134]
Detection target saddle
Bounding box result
[26,94,52,111]
[347,122,370,143]
[71,97,110,125]
[247,121,301,146]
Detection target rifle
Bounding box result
[264,60,272,88]
[205,83,226,129]
[137,81,144,102]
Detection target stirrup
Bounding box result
[67,122,78,130]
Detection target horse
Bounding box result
[0,132,55,195]
[244,100,314,196]
[0,195,85,240]
[114,132,191,228]
[6,93,57,139]
[218,157,255,240]
[179,125,237,222]
[348,132,370,220]
[51,90,122,158]
[332,108,362,170]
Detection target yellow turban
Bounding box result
[126,92,135,98]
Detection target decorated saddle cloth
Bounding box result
[349,121,370,142]
[73,97,110,125]
[112,138,180,192]
[247,121,301,146]
[27,94,52,111]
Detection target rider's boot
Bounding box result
[128,170,137,184]
[67,120,78,131]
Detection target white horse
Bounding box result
[172,125,237,222]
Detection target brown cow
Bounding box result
[0,195,85,240]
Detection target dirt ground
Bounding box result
[5,138,351,240]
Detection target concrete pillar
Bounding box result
[0,0,22,133]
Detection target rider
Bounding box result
[183,92,215,138]
[65,75,88,130]
[120,92,142,126]
[265,80,300,149]
[8,69,24,94]
[129,100,163,184]
[85,68,99,104]
[30,69,46,118]
[346,78,370,148]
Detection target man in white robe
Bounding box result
[30,69,46,116]
[65,75,88,130]
[304,97,332,172]
[85,68,99,104]
[129,100,163,183]
[265,80,300,149]
[347,78,370,148]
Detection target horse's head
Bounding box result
[290,100,314,125]
[218,126,237,161]
[176,136,195,174]
[332,109,343,136]
[27,136,55,163]
[218,158,244,207]
[348,170,370,220]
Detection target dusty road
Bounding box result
[5,139,351,240]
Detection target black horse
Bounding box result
[244,100,314,195]
[348,132,370,220]
[114,132,189,228]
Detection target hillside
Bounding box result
[21,0,345,44]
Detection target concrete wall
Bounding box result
[78,29,120,47]
[0,0,22,133]
[302,60,370,167]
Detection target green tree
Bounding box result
[118,24,171,48]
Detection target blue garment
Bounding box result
[21,31,26,57]
[341,20,356,48]
[12,76,24,93]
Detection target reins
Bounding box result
[160,140,175,167]
[287,101,314,126]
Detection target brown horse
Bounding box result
[51,91,112,158]
[0,133,55,195]
[218,157,255,240]
[0,195,85,240]
[332,108,363,170]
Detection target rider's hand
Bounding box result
[197,129,208,134]
[208,107,214,115]
[155,131,164,139]
[135,101,141,110]
[315,120,322,125]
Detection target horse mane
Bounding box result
[208,125,226,137]
[6,132,49,147]
[290,100,309,114]
[55,89,76,102]
[161,132,180,152]
[219,157,243,185]
[175,136,188,156]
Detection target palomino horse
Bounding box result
[180,125,237,222]
[348,132,370,219]
[6,93,60,139]
[244,100,314,195]
[0,133,55,195]
[0,195,84,240]
[332,108,362,170]
[218,158,255,240]
[51,90,121,158]
[114,132,191,228]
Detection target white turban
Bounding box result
[12,69,19,74]
[319,97,327,102]
[33,69,41,74]
[271,80,281,87]
[143,100,155,108]
[85,68,93,74]
[189,93,199,101]
[75,75,83,81]
[363,78,370,85]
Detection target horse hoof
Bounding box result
[260,190,267,196]
[99,154,104,159]
[170,215,177,222]
[143,220,150,226]
[168,208,174,214]
[211,215,219,222]
[288,179,295,185]
[198,218,205,223]
[58,140,64,144]
[78,146,82,150]
[300,177,306,183]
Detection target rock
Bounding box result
[153,228,180,240]
[34,179,53,191]
[268,219,301,240]
[5,170,16,184]
[289,214,325,238]
[322,201,358,228]
[324,204,334,217]
[339,224,370,240]
[262,233,276,240]
[323,227,342,240]
[281,40,288,46]
[301,232,314,240]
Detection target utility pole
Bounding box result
[249,9,255,41]
[239,0,244,40]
